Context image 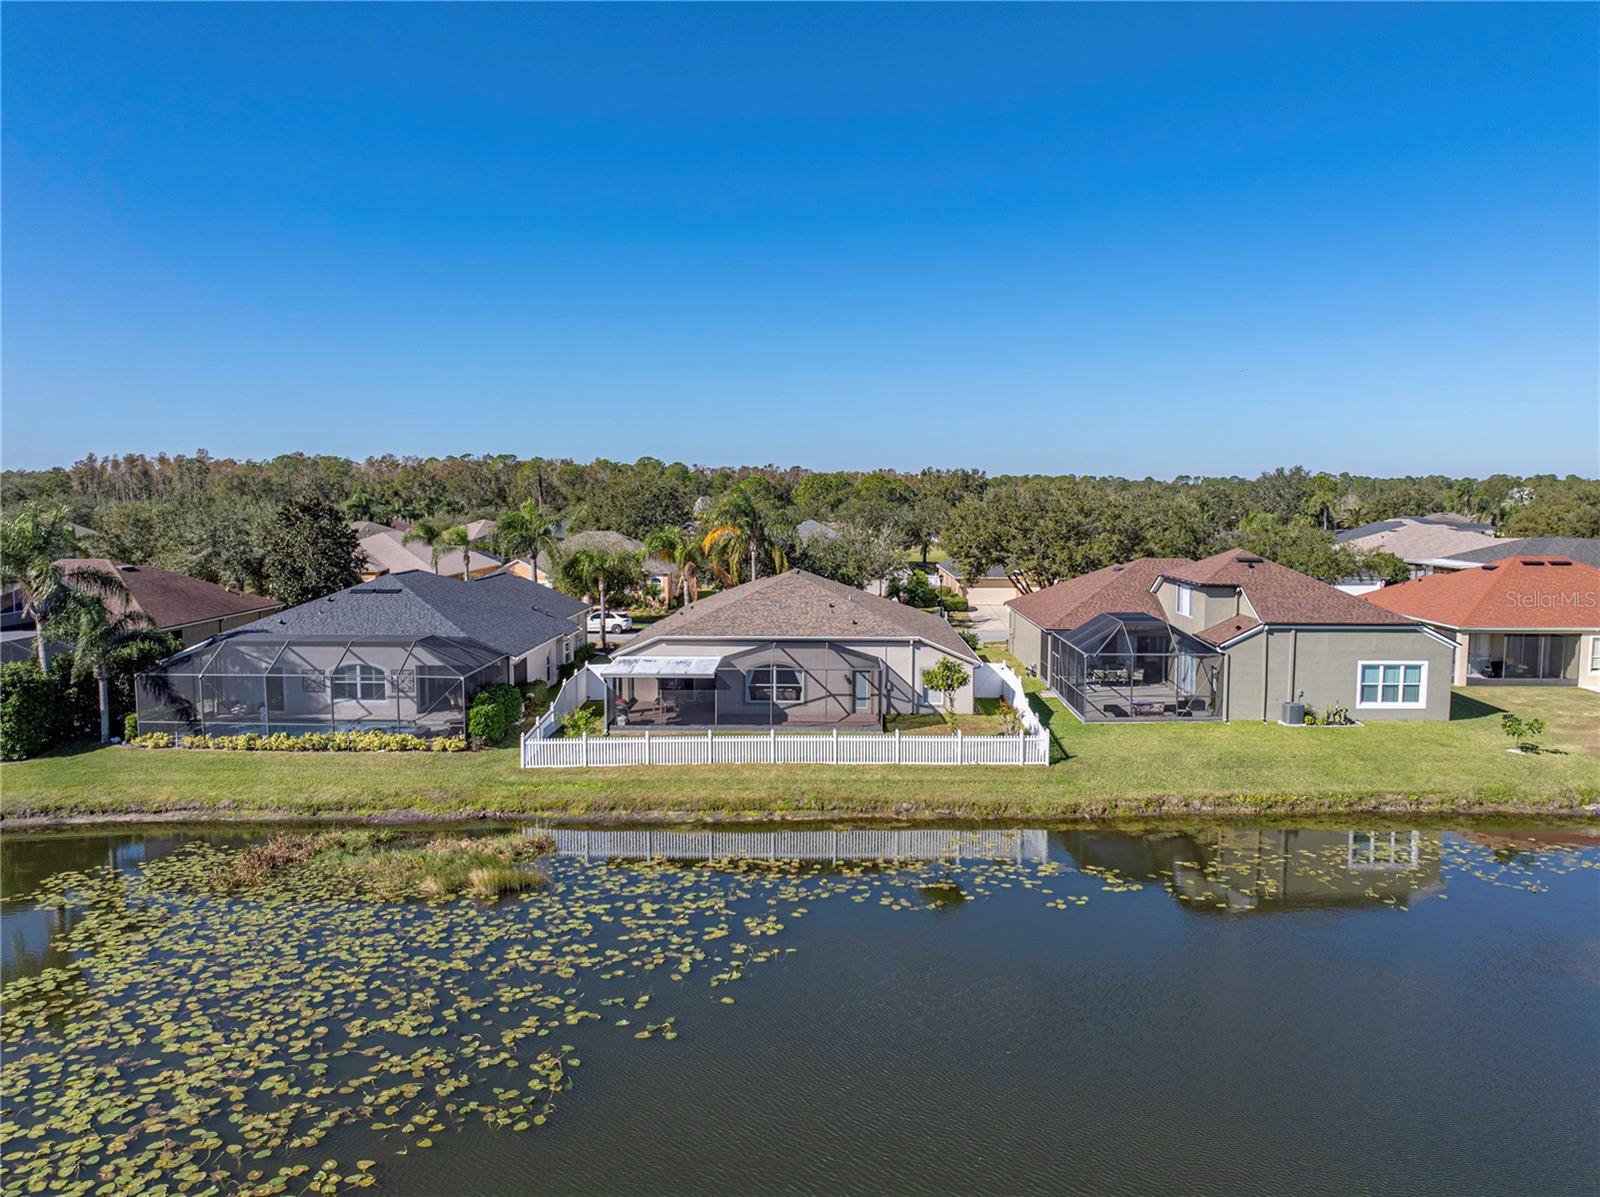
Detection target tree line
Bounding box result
[3,453,1597,600]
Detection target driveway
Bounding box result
[964,604,1010,643]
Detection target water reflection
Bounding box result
[1053,827,1444,913]
[548,826,1051,863]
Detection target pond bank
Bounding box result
[4,799,1597,833]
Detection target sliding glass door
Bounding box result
[1467,633,1579,681]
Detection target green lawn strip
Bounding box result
[2,686,1595,824]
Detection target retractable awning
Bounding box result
[594,655,723,679]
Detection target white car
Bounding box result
[586,610,633,634]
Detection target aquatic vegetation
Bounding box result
[2,826,1592,1197]
[197,830,558,900]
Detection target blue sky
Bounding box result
[3,4,1596,477]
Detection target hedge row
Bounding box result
[177,731,467,753]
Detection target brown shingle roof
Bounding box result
[1005,559,1187,630]
[1160,550,1415,627]
[1359,558,1600,630]
[1196,614,1262,645]
[617,570,978,660]
[57,559,279,631]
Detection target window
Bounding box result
[1590,636,1599,672]
[330,663,387,701]
[746,666,803,703]
[1357,661,1425,708]
[1175,585,1194,618]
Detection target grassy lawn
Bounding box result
[2,677,1595,824]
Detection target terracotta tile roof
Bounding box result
[1005,559,1186,630]
[1196,614,1261,645]
[1160,549,1415,627]
[56,558,279,631]
[1359,558,1600,630]
[617,570,978,660]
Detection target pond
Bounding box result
[3,821,1597,1196]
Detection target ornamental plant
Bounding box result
[1501,713,1547,753]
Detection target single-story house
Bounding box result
[934,562,1025,607]
[1007,549,1455,722]
[596,569,981,730]
[1333,515,1498,582]
[135,571,588,739]
[1424,536,1600,573]
[357,527,502,581]
[532,530,676,600]
[1360,557,1600,691]
[10,559,281,650]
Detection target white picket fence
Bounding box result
[519,659,1053,769]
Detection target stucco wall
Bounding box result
[1222,626,1455,722]
[1008,609,1046,684]
[1153,580,1252,636]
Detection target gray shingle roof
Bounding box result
[237,572,584,658]
[1435,537,1600,569]
[617,570,978,660]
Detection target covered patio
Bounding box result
[594,646,889,730]
[1048,612,1225,722]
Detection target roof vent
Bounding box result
[1237,553,1264,564]
[1111,565,1124,572]
[1521,560,1546,567]
[1548,560,1573,567]
[1482,564,1499,571]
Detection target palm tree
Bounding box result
[642,527,703,608]
[701,489,788,587]
[0,503,122,668]
[402,517,473,576]
[49,590,170,742]
[495,499,562,573]
[559,548,642,651]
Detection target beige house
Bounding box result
[599,570,981,729]
[1361,557,1600,691]
[934,561,1025,607]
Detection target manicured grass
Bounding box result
[3,680,1596,824]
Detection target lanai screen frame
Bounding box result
[1047,613,1225,722]
[135,633,507,739]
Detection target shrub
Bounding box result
[180,731,466,753]
[1501,713,1547,753]
[936,588,970,613]
[0,659,96,762]
[995,700,1022,735]
[123,712,139,741]
[127,732,174,750]
[467,683,524,745]
[560,704,604,738]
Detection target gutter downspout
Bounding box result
[1261,629,1270,722]
[1287,629,1298,715]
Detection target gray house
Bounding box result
[598,569,981,729]
[1008,549,1456,722]
[136,572,588,739]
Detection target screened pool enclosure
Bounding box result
[1048,612,1225,722]
[135,633,509,739]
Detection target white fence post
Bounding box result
[1018,729,1025,765]
[706,727,713,765]
[956,728,964,765]
[581,732,589,767]
[770,727,776,763]
[831,727,839,764]
[894,727,901,764]
[644,729,652,766]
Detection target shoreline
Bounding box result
[5,798,1597,833]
